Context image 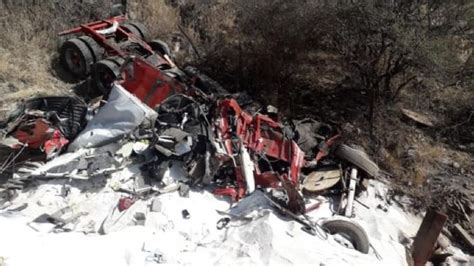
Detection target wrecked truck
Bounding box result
[0,13,383,255]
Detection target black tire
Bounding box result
[107,56,125,67]
[335,144,379,177]
[149,39,172,57]
[322,219,370,254]
[78,36,103,63]
[92,57,123,95]
[60,38,94,78]
[129,22,149,41]
[122,23,142,39]
[122,22,149,41]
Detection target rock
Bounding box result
[440,158,452,166]
[437,233,451,249]
[7,83,18,92]
[377,204,388,212]
[405,148,417,160]
[452,162,460,169]
[134,212,146,226]
[150,198,162,212]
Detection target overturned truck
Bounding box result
[0,14,382,255]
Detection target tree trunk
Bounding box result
[369,83,375,140]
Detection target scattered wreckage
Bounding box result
[0,14,469,264]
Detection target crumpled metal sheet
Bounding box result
[292,118,328,158]
[68,84,157,151]
[12,118,69,159]
[26,143,124,180]
[2,96,87,140]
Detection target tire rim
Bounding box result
[333,232,356,250]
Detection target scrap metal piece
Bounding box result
[452,223,474,251]
[154,128,193,157]
[30,213,65,226]
[216,217,231,230]
[134,212,146,226]
[401,108,436,127]
[27,143,124,180]
[7,203,28,212]
[118,197,135,212]
[263,192,317,236]
[68,84,157,151]
[292,118,328,158]
[412,209,448,266]
[178,183,190,197]
[240,145,255,194]
[154,144,174,157]
[157,183,180,194]
[5,96,88,140]
[150,198,162,212]
[344,168,358,217]
[304,200,324,214]
[27,207,84,232]
[302,168,341,193]
[182,209,190,219]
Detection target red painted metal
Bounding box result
[120,58,184,108]
[60,16,179,104]
[412,209,447,266]
[214,98,306,199]
[13,118,69,158]
[315,134,341,161]
[213,169,246,202]
[59,15,163,68]
[43,130,69,159]
[13,119,54,149]
[118,196,135,212]
[58,15,128,36]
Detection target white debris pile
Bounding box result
[0,164,435,266]
[1,81,471,266]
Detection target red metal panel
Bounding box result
[121,58,184,108]
[58,15,127,35]
[412,209,448,266]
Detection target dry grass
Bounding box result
[0,47,67,119]
[129,0,181,40]
[378,126,473,185]
[0,1,182,119]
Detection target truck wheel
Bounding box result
[335,144,379,177]
[60,38,94,78]
[78,36,103,63]
[92,57,122,95]
[129,22,149,41]
[322,219,370,254]
[122,22,149,41]
[149,39,172,57]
